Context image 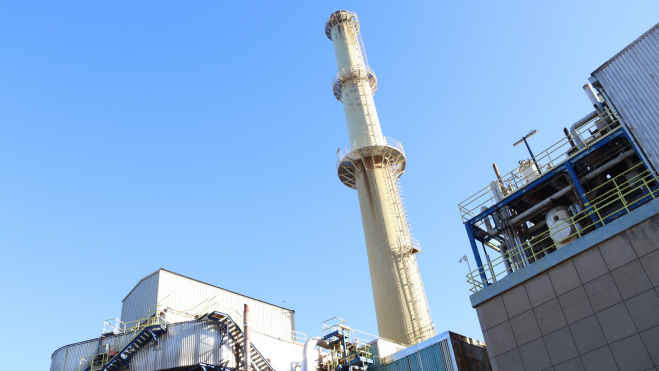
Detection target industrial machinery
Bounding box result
[459,82,659,291]
[318,318,374,371]
[325,9,433,345]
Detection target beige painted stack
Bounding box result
[325,10,433,345]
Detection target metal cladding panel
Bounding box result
[127,320,227,370]
[407,353,423,371]
[390,358,411,371]
[370,340,382,371]
[50,320,301,371]
[50,339,100,371]
[419,343,448,371]
[157,270,294,340]
[249,330,304,371]
[121,271,160,324]
[594,22,659,171]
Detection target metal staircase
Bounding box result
[81,318,167,371]
[205,311,275,371]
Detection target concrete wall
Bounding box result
[474,216,659,371]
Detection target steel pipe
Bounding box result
[508,150,635,226]
[244,304,251,371]
[569,111,598,150]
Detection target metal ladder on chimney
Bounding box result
[348,19,380,148]
[380,160,431,345]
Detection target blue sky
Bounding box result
[1,1,657,369]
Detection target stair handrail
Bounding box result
[208,310,275,371]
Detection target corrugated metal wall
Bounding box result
[50,339,101,371]
[419,343,448,371]
[156,270,294,340]
[121,271,160,324]
[50,319,303,371]
[120,270,295,341]
[594,22,659,171]
[380,340,454,371]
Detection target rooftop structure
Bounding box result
[51,269,303,371]
[460,22,659,371]
[325,10,433,346]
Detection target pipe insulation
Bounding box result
[302,337,330,371]
[570,111,598,150]
[508,150,635,226]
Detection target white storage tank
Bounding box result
[518,160,540,185]
[546,206,578,248]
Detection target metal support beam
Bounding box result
[149,330,158,345]
[563,160,600,228]
[465,223,488,285]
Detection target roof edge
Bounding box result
[121,268,294,312]
[593,21,659,74]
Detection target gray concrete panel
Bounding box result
[625,290,659,331]
[534,299,568,335]
[559,287,594,324]
[580,346,619,371]
[611,260,653,300]
[548,260,582,296]
[639,325,659,366]
[492,349,525,371]
[640,250,659,287]
[526,273,558,308]
[584,274,623,312]
[511,310,542,346]
[568,315,607,355]
[476,296,509,331]
[572,247,609,284]
[543,327,579,366]
[598,234,638,271]
[519,338,552,371]
[503,284,533,319]
[624,218,659,257]
[553,357,586,371]
[484,321,517,358]
[609,334,654,371]
[596,303,638,343]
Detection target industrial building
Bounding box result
[50,10,492,371]
[460,22,659,371]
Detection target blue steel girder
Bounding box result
[466,127,630,227]
[463,127,643,281]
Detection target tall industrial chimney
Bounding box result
[325,10,433,345]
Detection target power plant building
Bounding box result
[49,12,494,371]
[460,22,659,371]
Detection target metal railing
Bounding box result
[332,66,377,101]
[292,330,307,343]
[321,318,373,371]
[465,164,658,292]
[458,107,621,222]
[81,306,168,371]
[336,136,404,168]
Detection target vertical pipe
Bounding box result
[562,162,599,229]
[493,163,501,179]
[244,304,251,371]
[563,128,576,148]
[583,83,605,113]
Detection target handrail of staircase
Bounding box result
[208,310,275,371]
